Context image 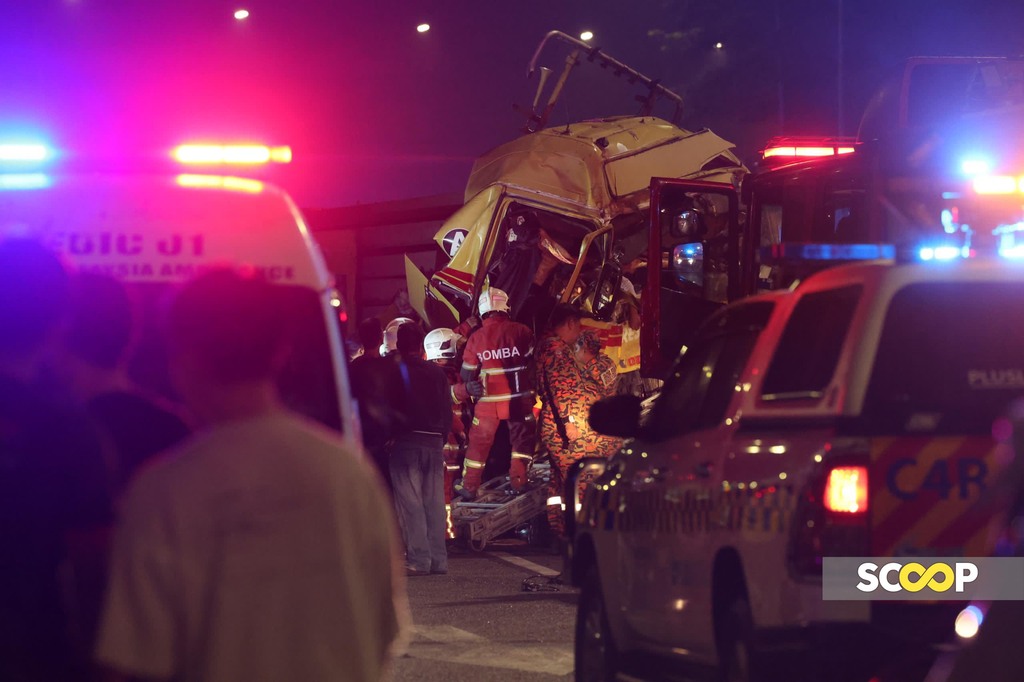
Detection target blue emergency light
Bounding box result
[762,243,896,262]
[918,245,967,261]
[960,157,992,177]
[0,139,55,189]
[0,173,51,191]
[0,143,50,162]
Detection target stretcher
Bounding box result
[450,461,552,551]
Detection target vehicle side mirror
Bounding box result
[589,394,642,438]
[662,207,707,241]
[671,242,704,289]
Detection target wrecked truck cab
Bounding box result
[410,115,748,357]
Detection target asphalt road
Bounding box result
[392,538,577,682]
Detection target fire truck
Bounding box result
[643,55,1024,376]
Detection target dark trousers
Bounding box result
[390,433,447,573]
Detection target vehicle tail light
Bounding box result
[824,466,868,513]
[788,440,870,577]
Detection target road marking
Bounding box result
[408,623,573,675]
[408,641,573,676]
[412,624,485,643]
[490,551,560,577]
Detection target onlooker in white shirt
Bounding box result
[95,269,409,682]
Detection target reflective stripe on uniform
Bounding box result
[464,460,485,469]
[480,365,528,376]
[511,452,533,460]
[478,390,535,402]
[445,465,461,471]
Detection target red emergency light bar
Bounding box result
[761,136,857,162]
[172,144,292,165]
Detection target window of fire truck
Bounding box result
[760,285,861,402]
[123,282,343,432]
[862,281,1024,435]
[751,168,871,290]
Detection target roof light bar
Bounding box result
[176,174,264,193]
[761,243,895,262]
[972,175,1022,195]
[172,144,292,165]
[918,245,966,261]
[0,173,51,190]
[763,145,855,159]
[0,144,50,161]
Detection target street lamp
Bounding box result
[234,9,249,20]
[417,23,430,33]
[580,31,594,41]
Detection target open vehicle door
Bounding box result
[641,177,740,378]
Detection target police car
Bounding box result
[0,139,359,445]
[566,253,1022,682]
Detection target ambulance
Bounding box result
[0,141,358,447]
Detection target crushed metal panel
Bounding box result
[606,130,744,198]
[428,185,503,298]
[405,254,430,322]
[465,117,745,213]
[465,137,602,208]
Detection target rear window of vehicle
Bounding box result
[761,285,862,400]
[863,282,1024,434]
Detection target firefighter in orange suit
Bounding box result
[424,327,471,503]
[455,287,536,500]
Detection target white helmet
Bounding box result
[424,328,462,361]
[380,317,414,355]
[477,287,510,317]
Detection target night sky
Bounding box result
[2,0,1023,208]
